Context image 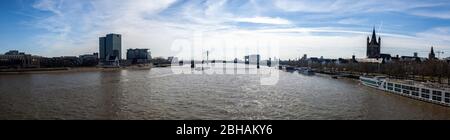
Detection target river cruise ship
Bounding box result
[360,76,450,107]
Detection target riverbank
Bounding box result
[315,69,450,84]
[279,65,362,80]
[154,64,172,67]
[282,64,449,84]
[0,65,152,74]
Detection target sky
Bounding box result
[1,0,450,60]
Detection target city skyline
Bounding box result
[1,0,450,59]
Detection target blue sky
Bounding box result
[1,0,450,59]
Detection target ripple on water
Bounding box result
[1,65,450,120]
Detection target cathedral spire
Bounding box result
[429,46,436,60]
[371,26,377,44]
[372,26,377,41]
[367,27,381,59]
[373,26,376,37]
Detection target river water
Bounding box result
[1,64,449,120]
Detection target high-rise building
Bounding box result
[99,37,106,61]
[126,49,151,64]
[367,27,381,58]
[99,34,122,62]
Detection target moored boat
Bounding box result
[285,66,296,72]
[360,76,450,107]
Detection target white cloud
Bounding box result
[411,10,450,19]
[25,0,450,59]
[32,0,63,15]
[417,27,450,42]
[273,0,450,19]
[235,16,291,25]
[337,18,367,25]
[29,0,177,57]
[274,0,338,13]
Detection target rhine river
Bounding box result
[1,64,449,120]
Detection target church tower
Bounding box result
[367,27,381,58]
[429,46,436,60]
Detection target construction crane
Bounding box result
[414,50,445,59]
[436,51,444,59]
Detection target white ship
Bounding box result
[360,76,450,107]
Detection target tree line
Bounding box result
[285,59,450,84]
